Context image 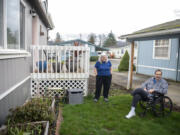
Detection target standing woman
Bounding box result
[94,53,112,102]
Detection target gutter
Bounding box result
[120,28,180,40]
[176,37,180,81]
[27,0,53,29]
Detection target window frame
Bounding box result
[0,0,30,59]
[7,0,20,49]
[20,1,26,50]
[152,39,171,60]
[0,0,4,49]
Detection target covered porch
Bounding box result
[31,45,90,97]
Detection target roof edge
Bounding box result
[119,28,180,40]
[27,0,54,29]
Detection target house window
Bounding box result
[7,0,20,49]
[91,46,95,52]
[0,0,30,59]
[153,39,170,59]
[0,0,3,48]
[121,49,124,54]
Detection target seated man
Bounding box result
[125,69,168,119]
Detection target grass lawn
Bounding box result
[60,94,180,135]
[112,68,118,72]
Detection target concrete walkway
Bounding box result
[90,66,180,106]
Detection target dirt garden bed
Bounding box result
[1,97,61,135]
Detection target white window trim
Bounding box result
[20,0,27,50]
[137,64,176,71]
[3,0,7,49]
[0,0,30,59]
[152,39,171,60]
[0,49,31,59]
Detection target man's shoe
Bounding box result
[125,111,136,119]
[104,98,109,102]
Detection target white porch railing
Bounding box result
[31,45,90,79]
[30,45,90,97]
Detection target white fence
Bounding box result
[31,45,90,79]
[31,45,90,97]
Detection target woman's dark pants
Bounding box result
[131,88,148,107]
[95,75,112,99]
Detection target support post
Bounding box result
[127,41,135,89]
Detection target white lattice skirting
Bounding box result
[31,79,88,97]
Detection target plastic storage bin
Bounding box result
[67,89,83,105]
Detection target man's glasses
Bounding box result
[155,74,162,75]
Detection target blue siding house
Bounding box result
[120,19,180,81]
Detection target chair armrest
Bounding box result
[152,91,164,96]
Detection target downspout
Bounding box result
[176,37,180,81]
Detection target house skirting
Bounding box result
[0,77,31,125]
[31,78,88,97]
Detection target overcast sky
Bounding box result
[48,0,180,40]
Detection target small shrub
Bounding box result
[7,98,54,125]
[90,56,98,61]
[118,51,135,71]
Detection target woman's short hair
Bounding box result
[154,69,162,75]
[98,53,108,63]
